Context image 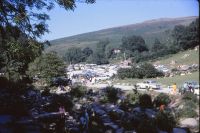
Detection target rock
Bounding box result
[172,128,187,133]
[74,103,82,110]
[180,118,198,128]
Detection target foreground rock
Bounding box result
[180,118,198,128]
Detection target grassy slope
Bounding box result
[46,16,197,56]
[114,48,199,87]
[114,71,199,88]
[152,47,199,67]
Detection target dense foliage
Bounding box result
[117,63,164,79]
[120,35,149,58]
[156,110,176,133]
[153,93,171,107]
[27,52,65,85]
[0,0,95,83]
[64,47,86,64]
[70,85,87,98]
[172,18,199,50]
[88,39,110,65]
[134,18,199,63]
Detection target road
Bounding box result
[86,83,172,94]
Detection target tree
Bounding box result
[64,47,85,64]
[0,0,95,40]
[139,63,163,78]
[151,38,167,53]
[90,39,109,65]
[82,47,93,57]
[171,18,199,50]
[121,35,149,54]
[0,0,95,82]
[117,63,163,79]
[0,34,43,81]
[27,52,65,85]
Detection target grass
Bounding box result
[114,71,199,88]
[152,47,199,67]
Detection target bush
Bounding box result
[125,93,140,105]
[176,106,198,118]
[99,95,109,104]
[153,93,171,107]
[47,94,73,112]
[105,86,120,103]
[70,85,86,98]
[182,92,198,103]
[156,110,176,132]
[117,63,164,79]
[182,100,197,109]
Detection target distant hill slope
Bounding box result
[46,16,198,56]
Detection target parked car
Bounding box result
[179,81,199,95]
[136,80,161,89]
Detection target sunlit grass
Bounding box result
[114,71,199,88]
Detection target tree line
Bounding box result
[63,18,199,65]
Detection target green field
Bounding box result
[114,71,199,88]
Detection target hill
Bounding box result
[46,16,198,56]
[114,47,199,87]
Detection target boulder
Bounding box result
[180,118,198,128]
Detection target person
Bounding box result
[56,104,66,133]
[59,105,66,119]
[188,83,194,93]
[133,84,138,94]
[79,108,89,133]
[60,85,65,91]
[172,83,177,94]
[159,104,165,111]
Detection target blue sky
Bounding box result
[42,0,199,41]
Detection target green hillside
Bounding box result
[114,47,199,87]
[46,16,197,56]
[152,47,199,67]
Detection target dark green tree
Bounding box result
[139,63,164,78]
[0,0,95,82]
[27,52,65,85]
[82,47,93,57]
[64,47,85,64]
[90,39,109,65]
[121,35,149,54]
[0,0,95,39]
[151,38,167,53]
[171,18,199,50]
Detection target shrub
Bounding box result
[182,92,198,103]
[105,86,120,103]
[125,93,140,105]
[70,85,86,98]
[47,94,73,112]
[176,106,198,118]
[153,93,171,107]
[99,95,108,104]
[182,100,197,109]
[156,110,176,132]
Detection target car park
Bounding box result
[136,80,161,89]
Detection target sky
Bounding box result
[41,0,199,41]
